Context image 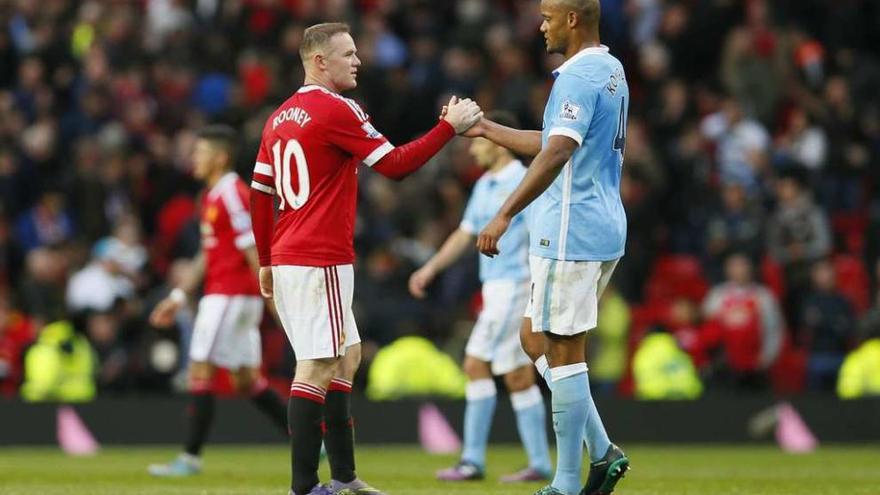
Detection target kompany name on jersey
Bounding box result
[606,67,625,96]
[273,106,312,129]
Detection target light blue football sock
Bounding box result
[460,378,496,468]
[538,354,612,461]
[550,365,589,495]
[584,370,611,462]
[511,385,552,474]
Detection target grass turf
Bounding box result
[0,444,878,494]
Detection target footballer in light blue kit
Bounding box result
[409,112,551,484]
[471,1,631,494]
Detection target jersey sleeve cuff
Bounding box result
[254,161,273,177]
[363,141,395,167]
[548,127,584,146]
[251,181,276,195]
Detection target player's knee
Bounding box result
[295,357,342,387]
[463,356,491,380]
[504,366,535,392]
[343,345,362,374]
[233,369,259,395]
[187,362,215,392]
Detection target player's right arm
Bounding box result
[248,138,277,298]
[465,118,543,158]
[408,228,474,299]
[149,251,205,328]
[410,188,483,298]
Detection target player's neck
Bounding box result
[489,156,514,174]
[565,34,601,60]
[303,74,340,94]
[205,169,228,188]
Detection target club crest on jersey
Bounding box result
[361,121,383,139]
[559,100,580,121]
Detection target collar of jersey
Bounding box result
[487,159,524,182]
[298,84,333,94]
[208,172,238,199]
[552,44,610,78]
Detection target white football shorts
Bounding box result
[190,294,264,369]
[272,264,361,361]
[525,255,619,336]
[465,279,532,375]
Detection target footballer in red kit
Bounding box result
[147,125,289,478]
[249,84,392,267]
[248,22,483,495]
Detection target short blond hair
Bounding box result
[299,22,351,61]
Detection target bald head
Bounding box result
[554,0,601,28]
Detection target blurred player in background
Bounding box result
[147,125,288,477]
[473,1,631,494]
[248,23,482,495]
[409,111,552,483]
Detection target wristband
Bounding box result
[169,288,187,304]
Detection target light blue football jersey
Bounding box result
[460,160,530,282]
[531,45,628,261]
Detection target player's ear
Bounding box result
[312,51,326,70]
[567,10,577,28]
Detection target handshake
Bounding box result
[440,95,484,135]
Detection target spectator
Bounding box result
[17,246,68,328]
[767,168,832,317]
[774,106,828,173]
[704,180,765,280]
[702,253,784,390]
[700,96,770,191]
[799,260,855,390]
[14,187,76,252]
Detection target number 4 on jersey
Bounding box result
[612,97,626,158]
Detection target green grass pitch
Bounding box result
[1,444,878,494]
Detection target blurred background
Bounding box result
[1,0,880,410]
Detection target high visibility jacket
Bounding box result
[21,321,96,402]
[633,333,702,400]
[837,339,880,399]
[367,336,467,400]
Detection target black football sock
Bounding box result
[184,380,215,456]
[325,378,356,483]
[289,382,326,494]
[250,377,289,434]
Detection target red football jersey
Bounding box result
[250,85,393,266]
[201,173,261,295]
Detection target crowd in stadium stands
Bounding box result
[1,0,879,398]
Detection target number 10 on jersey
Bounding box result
[272,138,310,210]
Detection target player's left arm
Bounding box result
[477,73,598,257]
[476,136,577,257]
[325,96,480,181]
